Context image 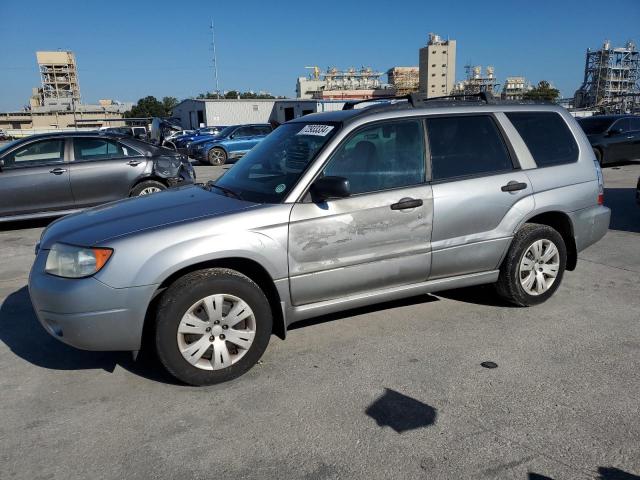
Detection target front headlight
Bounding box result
[45,243,113,278]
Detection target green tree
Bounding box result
[523,81,560,102]
[161,96,179,115]
[124,96,167,118]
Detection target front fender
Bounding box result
[95,205,292,289]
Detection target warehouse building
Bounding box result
[172,98,345,129]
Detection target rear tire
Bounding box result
[496,223,567,307]
[130,180,166,196]
[155,268,272,386]
[208,147,227,166]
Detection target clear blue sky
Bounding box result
[1,0,639,111]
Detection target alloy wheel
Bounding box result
[139,186,162,195]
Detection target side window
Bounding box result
[506,112,579,167]
[233,127,252,138]
[323,120,425,195]
[255,126,271,136]
[629,117,640,132]
[612,118,631,133]
[5,139,65,168]
[74,138,133,161]
[427,115,513,181]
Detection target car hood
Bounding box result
[39,185,258,249]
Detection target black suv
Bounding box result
[578,114,640,165]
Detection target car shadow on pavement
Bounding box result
[435,284,518,308]
[0,286,179,384]
[604,187,640,233]
[528,467,640,480]
[365,388,437,433]
[287,294,439,331]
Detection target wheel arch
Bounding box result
[522,210,577,271]
[142,257,286,349]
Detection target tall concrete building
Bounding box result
[36,51,81,108]
[419,33,456,98]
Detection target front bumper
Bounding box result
[569,205,611,252]
[29,252,158,351]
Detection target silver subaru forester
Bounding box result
[29,96,610,385]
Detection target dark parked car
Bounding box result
[636,176,640,205]
[0,132,195,222]
[577,115,640,165]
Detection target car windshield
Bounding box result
[213,122,339,203]
[210,126,235,138]
[578,117,615,134]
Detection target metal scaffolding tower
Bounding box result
[36,51,81,106]
[575,40,640,112]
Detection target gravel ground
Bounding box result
[0,162,638,480]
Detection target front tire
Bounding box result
[208,147,227,166]
[155,268,272,386]
[496,223,567,307]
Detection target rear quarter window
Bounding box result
[506,112,579,167]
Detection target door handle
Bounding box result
[390,197,423,210]
[501,181,527,192]
[49,168,67,175]
[127,160,141,166]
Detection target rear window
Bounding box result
[507,112,579,167]
[426,115,513,181]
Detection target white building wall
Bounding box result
[205,100,276,126]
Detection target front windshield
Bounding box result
[212,126,235,138]
[578,117,615,135]
[214,122,339,203]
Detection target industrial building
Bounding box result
[296,66,394,100]
[34,51,81,109]
[501,76,533,100]
[453,65,499,96]
[419,33,456,98]
[387,67,419,95]
[574,40,640,112]
[172,98,345,129]
[0,51,131,136]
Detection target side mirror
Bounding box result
[310,176,350,202]
[607,127,623,136]
[0,159,4,170]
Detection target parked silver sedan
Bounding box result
[29,99,610,386]
[0,132,195,222]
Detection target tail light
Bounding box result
[594,160,604,205]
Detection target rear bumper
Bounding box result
[29,252,158,351]
[569,205,611,252]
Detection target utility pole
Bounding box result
[210,19,220,99]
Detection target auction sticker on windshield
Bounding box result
[297,125,334,136]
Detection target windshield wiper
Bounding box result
[207,182,243,200]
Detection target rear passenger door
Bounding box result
[0,138,74,217]
[70,137,147,207]
[426,114,534,279]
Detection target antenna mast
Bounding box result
[210,19,220,99]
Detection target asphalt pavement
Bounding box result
[0,162,638,480]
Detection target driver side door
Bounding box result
[288,119,433,306]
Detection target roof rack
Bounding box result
[342,92,497,111]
